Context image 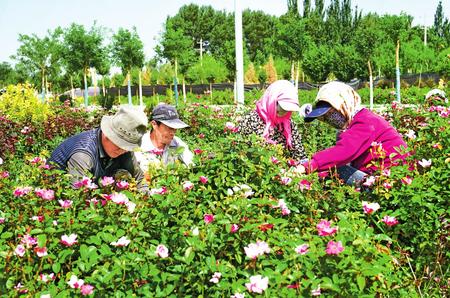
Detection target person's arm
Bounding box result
[306,120,376,173]
[66,152,95,181]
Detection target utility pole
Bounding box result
[197,38,203,65]
[234,0,245,105]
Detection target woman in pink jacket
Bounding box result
[301,81,407,185]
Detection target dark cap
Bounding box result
[304,101,332,123]
[151,104,189,129]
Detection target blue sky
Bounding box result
[0,0,448,64]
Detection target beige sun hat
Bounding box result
[100,105,148,151]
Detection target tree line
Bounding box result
[0,0,449,97]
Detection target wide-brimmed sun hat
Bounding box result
[151,104,189,129]
[101,105,148,151]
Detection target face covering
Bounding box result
[321,109,347,130]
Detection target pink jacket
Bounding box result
[307,108,407,173]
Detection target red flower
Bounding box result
[258,223,274,232]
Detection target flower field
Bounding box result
[0,84,449,297]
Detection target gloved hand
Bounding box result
[299,104,313,117]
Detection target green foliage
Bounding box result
[0,83,53,124]
[111,27,145,73]
[186,55,228,84]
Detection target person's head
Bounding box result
[425,89,447,105]
[150,104,188,146]
[304,81,361,130]
[100,105,148,158]
[255,80,300,148]
[257,80,300,120]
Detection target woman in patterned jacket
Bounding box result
[238,80,307,161]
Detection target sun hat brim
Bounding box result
[278,100,300,112]
[304,102,332,123]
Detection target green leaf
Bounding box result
[37,234,47,247]
[52,262,61,273]
[357,275,366,291]
[1,232,13,239]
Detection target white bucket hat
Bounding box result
[100,105,148,151]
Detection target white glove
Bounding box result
[299,104,313,117]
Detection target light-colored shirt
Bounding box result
[135,132,194,173]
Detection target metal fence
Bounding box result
[101,72,442,97]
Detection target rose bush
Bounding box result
[0,85,448,296]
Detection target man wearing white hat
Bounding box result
[48,105,149,192]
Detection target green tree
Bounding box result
[63,23,107,106]
[111,27,145,105]
[13,28,63,99]
[0,62,16,87]
[302,44,335,82]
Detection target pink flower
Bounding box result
[193,148,203,154]
[245,275,269,294]
[61,234,78,246]
[270,156,280,164]
[311,286,321,296]
[0,217,5,224]
[31,215,45,222]
[432,143,441,149]
[80,284,94,296]
[209,272,222,284]
[281,207,291,216]
[362,201,380,214]
[30,156,45,164]
[244,240,271,259]
[116,180,129,189]
[34,246,48,257]
[155,244,169,258]
[182,181,194,191]
[295,244,309,255]
[35,189,55,200]
[325,240,344,255]
[204,214,214,224]
[14,282,28,294]
[110,193,129,204]
[14,244,26,257]
[21,234,37,247]
[21,126,31,134]
[382,216,399,226]
[58,200,73,208]
[231,293,245,298]
[401,176,413,185]
[198,133,205,139]
[110,236,130,247]
[13,186,32,197]
[199,176,208,184]
[316,220,338,236]
[280,176,292,185]
[287,159,298,167]
[150,187,167,195]
[101,176,114,186]
[39,273,55,283]
[1,171,9,178]
[299,179,312,191]
[73,177,97,189]
[383,182,392,189]
[418,159,432,168]
[230,224,239,233]
[381,168,391,176]
[67,275,84,289]
[363,176,376,187]
[225,122,238,132]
